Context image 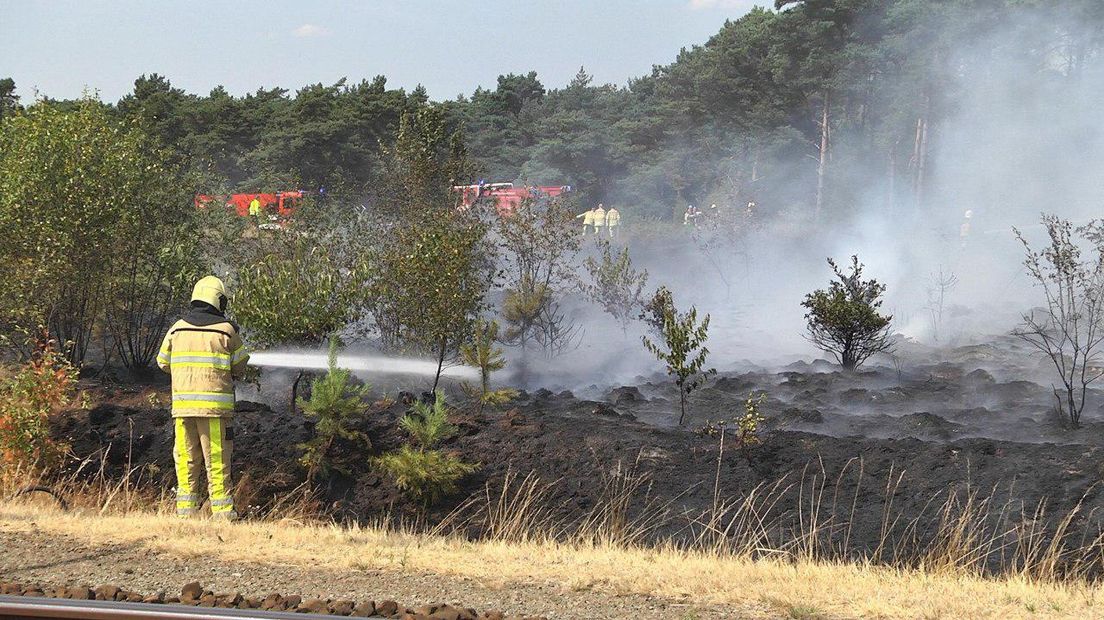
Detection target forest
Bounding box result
[4,0,1100,223]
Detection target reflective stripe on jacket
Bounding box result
[158,312,248,418]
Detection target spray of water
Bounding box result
[249,350,480,380]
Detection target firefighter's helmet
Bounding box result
[964,209,974,219]
[191,276,228,312]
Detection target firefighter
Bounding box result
[606,206,621,239]
[684,205,700,227]
[959,209,973,248]
[593,203,607,236]
[576,206,595,235]
[248,196,261,218]
[157,276,249,520]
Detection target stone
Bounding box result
[481,612,505,620]
[165,597,180,604]
[198,593,218,607]
[142,592,165,604]
[414,605,438,616]
[431,606,461,620]
[124,591,145,602]
[377,600,399,617]
[180,582,203,600]
[352,600,377,617]
[261,594,283,610]
[23,589,44,597]
[332,600,355,616]
[298,599,329,614]
[68,587,94,600]
[284,595,302,610]
[94,585,120,601]
[0,583,21,595]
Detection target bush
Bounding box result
[583,241,649,336]
[0,97,197,365]
[641,288,716,425]
[1013,216,1104,427]
[232,232,370,347]
[0,336,77,477]
[375,392,477,504]
[802,256,893,371]
[297,339,370,480]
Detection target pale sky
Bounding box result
[1,0,763,103]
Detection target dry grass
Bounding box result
[1,499,1100,619]
[5,451,1104,619]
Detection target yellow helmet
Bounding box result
[191,276,228,311]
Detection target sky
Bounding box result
[1,0,762,103]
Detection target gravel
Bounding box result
[0,520,723,619]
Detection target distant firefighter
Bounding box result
[684,204,701,227]
[576,206,596,235]
[606,206,621,238]
[960,209,973,247]
[248,196,261,217]
[157,276,250,520]
[593,203,607,235]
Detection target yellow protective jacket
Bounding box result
[248,199,261,216]
[606,209,620,226]
[157,305,249,418]
[592,208,607,227]
[577,210,595,225]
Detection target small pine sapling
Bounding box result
[297,338,370,480]
[375,392,477,504]
[459,319,518,412]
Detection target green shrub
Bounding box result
[641,288,716,425]
[375,392,477,504]
[232,233,370,347]
[297,339,370,479]
[0,336,77,478]
[802,256,893,371]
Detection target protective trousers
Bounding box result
[173,416,236,519]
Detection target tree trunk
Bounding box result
[815,92,830,219]
[291,370,305,417]
[678,387,688,426]
[431,336,447,394]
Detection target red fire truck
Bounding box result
[194,191,305,218]
[453,183,572,215]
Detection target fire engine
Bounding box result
[453,183,571,215]
[194,191,305,218]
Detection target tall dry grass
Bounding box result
[7,442,1104,587]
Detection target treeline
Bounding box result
[2,0,1102,221]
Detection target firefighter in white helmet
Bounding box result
[960,209,973,248]
[157,276,249,520]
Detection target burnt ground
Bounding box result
[49,336,1104,573]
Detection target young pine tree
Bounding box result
[375,392,477,505]
[297,338,370,480]
[459,319,518,412]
